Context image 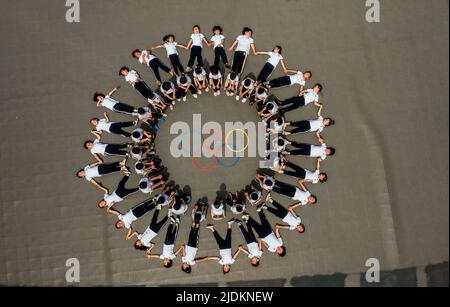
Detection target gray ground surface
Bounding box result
[0,0,448,286]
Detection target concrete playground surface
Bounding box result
[0,0,448,286]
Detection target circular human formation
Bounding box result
[76,25,336,275]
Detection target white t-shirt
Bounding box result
[263,233,283,253]
[139,50,156,65]
[268,155,281,169]
[235,35,254,55]
[289,71,306,86]
[182,246,198,265]
[131,128,144,143]
[137,107,151,121]
[266,52,283,67]
[160,244,176,260]
[211,204,225,216]
[218,249,235,265]
[154,194,171,207]
[83,165,99,181]
[171,203,188,215]
[309,116,324,133]
[95,118,111,132]
[190,33,205,48]
[304,89,320,105]
[229,203,246,215]
[131,149,143,160]
[118,211,137,229]
[247,242,263,259]
[100,96,118,111]
[282,213,302,230]
[255,90,268,100]
[104,192,123,208]
[211,34,225,48]
[139,178,153,194]
[193,67,207,81]
[310,143,328,160]
[209,71,222,80]
[305,169,320,184]
[138,227,158,247]
[293,189,311,205]
[164,42,178,56]
[125,70,139,83]
[90,139,107,155]
[271,119,285,133]
[148,93,163,107]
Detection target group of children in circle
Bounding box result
[76,24,336,275]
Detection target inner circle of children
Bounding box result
[76,25,336,275]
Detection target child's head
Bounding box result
[137,108,146,115]
[93,92,105,103]
[273,45,282,54]
[244,78,252,87]
[324,117,335,127]
[213,25,223,35]
[132,131,142,139]
[326,147,335,156]
[179,74,188,84]
[230,72,237,80]
[181,262,192,274]
[89,118,99,126]
[210,65,219,75]
[319,173,328,183]
[304,71,312,80]
[162,81,172,91]
[257,87,266,95]
[276,246,286,257]
[132,146,141,155]
[193,25,200,33]
[83,141,94,150]
[131,49,141,58]
[135,162,144,170]
[242,27,253,37]
[139,181,148,190]
[313,83,323,93]
[194,66,203,75]
[163,34,175,43]
[119,66,130,76]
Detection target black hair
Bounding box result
[264,178,274,187]
[314,83,323,92]
[163,34,175,42]
[235,204,243,213]
[173,202,181,211]
[179,75,188,84]
[212,25,223,34]
[135,162,144,170]
[131,49,140,58]
[213,200,221,208]
[251,259,260,267]
[134,241,148,251]
[210,65,219,74]
[148,91,155,99]
[278,246,287,257]
[327,147,336,156]
[195,66,203,74]
[76,169,84,178]
[277,139,285,147]
[310,195,318,204]
[242,27,253,35]
[257,87,266,95]
[304,71,312,78]
[93,92,105,102]
[163,260,173,268]
[223,267,231,274]
[162,81,172,91]
[320,173,328,182]
[90,117,100,123]
[193,25,200,31]
[182,265,192,274]
[266,103,274,111]
[137,108,146,115]
[132,147,141,154]
[325,118,335,126]
[119,66,130,76]
[230,72,237,80]
[250,192,259,200]
[298,224,306,233]
[244,79,252,87]
[132,131,142,139]
[115,221,123,229]
[157,196,165,204]
[139,181,148,189]
[274,45,282,54]
[83,141,93,149]
[276,117,284,125]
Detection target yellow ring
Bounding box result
[225,128,249,153]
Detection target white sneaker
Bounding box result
[205,87,210,92]
[242,99,247,103]
[177,99,181,102]
[197,90,202,95]
[193,94,198,99]
[217,91,221,96]
[183,96,187,102]
[235,95,240,101]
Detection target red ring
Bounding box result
[191,157,218,172]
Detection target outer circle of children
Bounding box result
[77,25,336,275]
